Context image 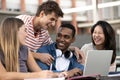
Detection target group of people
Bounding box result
[0,0,116,80]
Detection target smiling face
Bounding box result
[56,27,75,52]
[92,25,105,46]
[36,11,58,30]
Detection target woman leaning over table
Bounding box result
[0,17,64,80]
[81,20,116,72]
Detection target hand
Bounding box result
[36,53,54,65]
[58,72,68,78]
[76,50,85,64]
[37,70,57,78]
[69,46,85,64]
[67,68,83,78]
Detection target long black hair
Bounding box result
[91,20,116,64]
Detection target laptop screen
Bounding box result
[83,50,113,76]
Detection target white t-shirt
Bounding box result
[55,49,71,71]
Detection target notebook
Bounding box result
[83,50,113,76]
[24,77,65,80]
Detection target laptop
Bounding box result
[83,50,113,76]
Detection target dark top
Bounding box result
[0,45,28,72]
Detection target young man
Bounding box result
[16,1,64,65]
[36,23,84,78]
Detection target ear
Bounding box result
[39,10,45,17]
[71,37,75,43]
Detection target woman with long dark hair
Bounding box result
[81,20,116,72]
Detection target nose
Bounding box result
[94,33,100,37]
[51,21,56,27]
[59,36,65,42]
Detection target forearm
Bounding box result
[67,68,82,77]
[27,52,42,72]
[31,51,39,60]
[31,51,44,61]
[0,71,59,80]
[0,72,37,80]
[27,60,42,72]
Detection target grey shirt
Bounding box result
[0,45,28,72]
[81,42,94,56]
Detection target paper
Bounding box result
[108,73,120,77]
[24,77,65,80]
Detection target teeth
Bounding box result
[94,38,100,42]
[59,43,64,46]
[95,39,99,41]
[95,39,99,42]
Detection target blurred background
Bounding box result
[0,0,120,69]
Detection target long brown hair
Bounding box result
[0,17,24,72]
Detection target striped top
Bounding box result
[16,15,53,52]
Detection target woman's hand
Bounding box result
[37,70,57,78]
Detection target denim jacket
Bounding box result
[36,42,84,72]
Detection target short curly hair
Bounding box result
[35,1,64,17]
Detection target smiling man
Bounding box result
[36,23,84,78]
[16,1,64,66]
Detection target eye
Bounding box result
[64,35,70,39]
[50,18,55,21]
[93,31,96,34]
[25,28,27,32]
[57,33,61,37]
[98,32,104,34]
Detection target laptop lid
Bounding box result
[83,50,113,76]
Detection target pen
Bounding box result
[50,63,52,70]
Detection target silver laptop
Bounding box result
[83,50,113,76]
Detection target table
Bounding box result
[67,75,120,80]
[101,76,120,80]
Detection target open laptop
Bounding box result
[83,50,113,76]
